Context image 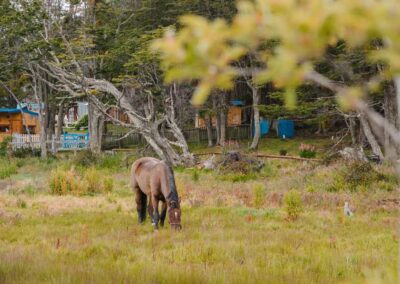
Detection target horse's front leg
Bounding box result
[151,196,160,229]
[160,201,167,227]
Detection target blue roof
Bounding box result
[0,107,39,116]
[230,100,245,106]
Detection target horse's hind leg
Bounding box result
[135,190,147,223]
[151,196,160,229]
[147,196,154,225]
[160,201,167,227]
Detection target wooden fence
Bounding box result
[11,134,41,149]
[12,133,89,152]
[102,124,252,149]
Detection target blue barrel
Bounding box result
[277,120,294,138]
[253,119,270,137]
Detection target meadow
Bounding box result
[0,138,398,283]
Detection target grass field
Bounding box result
[0,138,398,283]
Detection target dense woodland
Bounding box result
[1,0,399,166]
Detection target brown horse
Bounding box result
[131,157,182,230]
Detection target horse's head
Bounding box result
[168,200,182,230]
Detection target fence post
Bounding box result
[197,128,201,144]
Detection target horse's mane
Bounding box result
[164,162,179,206]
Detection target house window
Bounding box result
[23,126,36,134]
[0,125,10,133]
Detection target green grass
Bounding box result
[0,138,398,283]
[190,137,332,158]
[0,202,396,283]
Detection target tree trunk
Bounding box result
[55,100,65,140]
[250,86,260,150]
[38,80,48,158]
[384,82,400,157]
[88,99,104,154]
[220,108,226,146]
[46,104,56,142]
[205,112,213,147]
[213,95,221,145]
[360,114,384,160]
[348,116,357,146]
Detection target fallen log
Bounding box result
[194,152,321,162]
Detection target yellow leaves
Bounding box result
[337,87,364,111]
[152,15,245,102]
[87,89,99,96]
[191,81,211,106]
[155,0,400,106]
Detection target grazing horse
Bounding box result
[130,157,182,230]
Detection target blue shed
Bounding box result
[277,119,294,138]
[253,119,270,137]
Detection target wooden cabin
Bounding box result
[106,106,130,124]
[0,107,40,142]
[195,100,245,128]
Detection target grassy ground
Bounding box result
[0,138,398,283]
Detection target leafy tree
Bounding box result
[154,0,400,160]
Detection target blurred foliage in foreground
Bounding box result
[153,0,400,107]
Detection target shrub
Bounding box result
[84,168,103,194]
[12,147,41,158]
[73,150,99,167]
[103,178,114,193]
[75,114,88,130]
[342,161,394,192]
[299,143,316,158]
[252,183,266,208]
[0,136,11,157]
[98,155,122,170]
[192,169,200,182]
[377,180,395,192]
[283,190,303,220]
[16,198,27,209]
[0,162,17,179]
[49,168,87,195]
[219,172,257,182]
[49,167,114,195]
[279,149,287,156]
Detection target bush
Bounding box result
[299,144,316,158]
[16,198,27,209]
[73,150,99,167]
[12,147,41,158]
[49,167,114,195]
[192,169,200,182]
[219,172,257,182]
[283,190,303,220]
[279,149,287,156]
[0,136,11,157]
[84,168,103,194]
[327,161,398,192]
[98,155,122,170]
[49,168,87,195]
[75,114,88,130]
[344,162,376,191]
[252,183,266,208]
[103,178,114,193]
[0,162,17,179]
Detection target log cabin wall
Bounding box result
[197,106,242,128]
[0,112,40,142]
